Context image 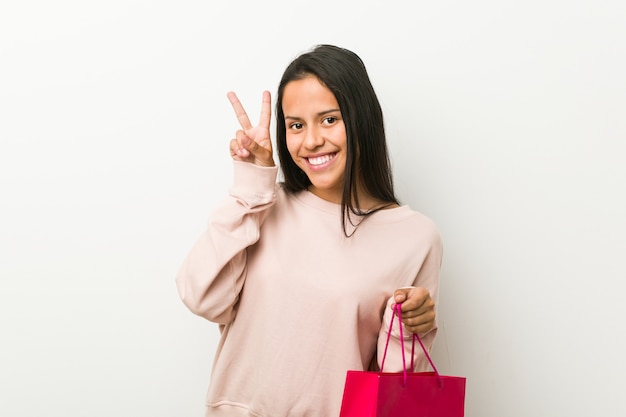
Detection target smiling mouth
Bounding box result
[307,153,336,166]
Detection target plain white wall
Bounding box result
[1,1,624,416]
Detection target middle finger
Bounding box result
[227,91,253,130]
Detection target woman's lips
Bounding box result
[306,153,336,169]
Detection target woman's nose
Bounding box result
[303,127,324,149]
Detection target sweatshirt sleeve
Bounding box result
[175,161,278,324]
[377,225,443,372]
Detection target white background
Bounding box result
[1,1,625,416]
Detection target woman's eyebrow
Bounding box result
[284,109,341,120]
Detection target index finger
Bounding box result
[258,90,271,129]
[227,91,253,130]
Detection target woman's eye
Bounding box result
[322,117,337,125]
[289,122,303,130]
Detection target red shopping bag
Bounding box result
[339,304,466,416]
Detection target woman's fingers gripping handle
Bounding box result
[393,287,436,335]
[227,91,274,167]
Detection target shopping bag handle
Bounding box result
[380,303,442,387]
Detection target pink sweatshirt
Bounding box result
[176,161,442,417]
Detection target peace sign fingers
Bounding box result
[226,91,274,167]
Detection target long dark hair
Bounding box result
[275,45,399,236]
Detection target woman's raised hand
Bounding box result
[227,91,275,167]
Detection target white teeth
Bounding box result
[308,154,334,166]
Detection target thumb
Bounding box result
[393,287,414,305]
[242,131,274,167]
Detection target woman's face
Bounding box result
[282,76,347,203]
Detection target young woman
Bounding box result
[176,44,442,417]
